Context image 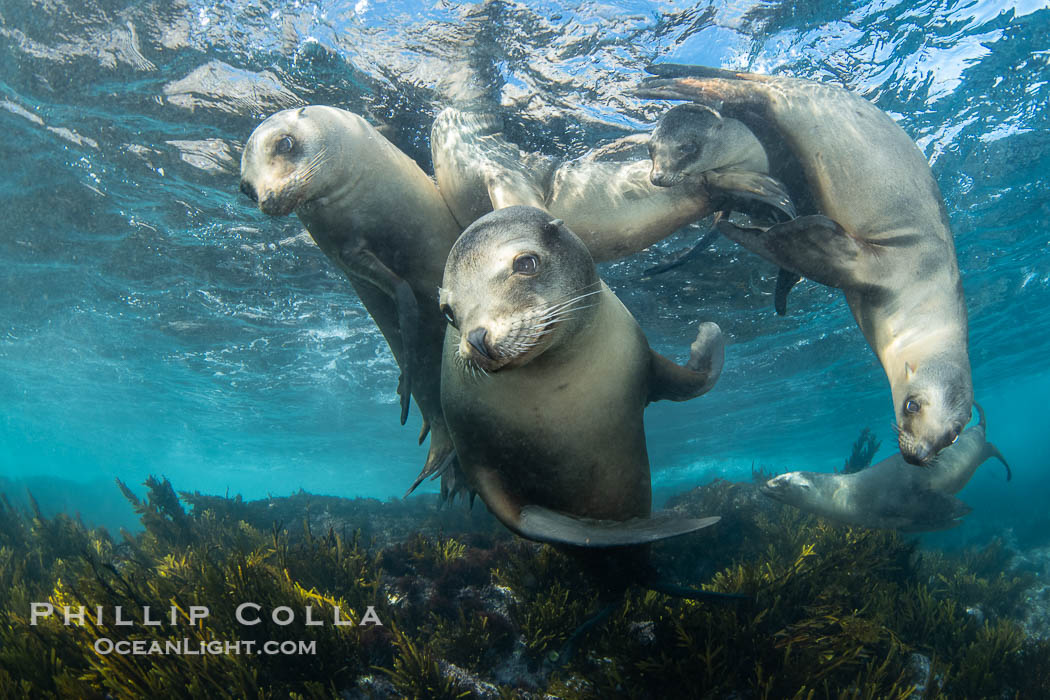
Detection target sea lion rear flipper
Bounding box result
[344,247,420,424]
[774,268,802,315]
[983,442,1012,481]
[702,169,796,222]
[518,505,720,547]
[403,442,456,498]
[644,64,758,81]
[647,321,725,403]
[644,224,721,276]
[634,74,767,108]
[717,214,867,290]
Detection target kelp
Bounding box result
[0,475,1045,699]
[840,427,881,474]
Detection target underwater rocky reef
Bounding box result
[1,472,1048,699]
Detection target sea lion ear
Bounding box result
[905,362,917,381]
[682,102,724,123]
[543,219,564,237]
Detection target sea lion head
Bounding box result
[761,471,825,511]
[649,103,725,187]
[894,355,974,466]
[439,205,600,373]
[240,106,339,217]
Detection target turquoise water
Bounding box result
[1,0,1048,536]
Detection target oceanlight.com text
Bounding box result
[93,638,317,656]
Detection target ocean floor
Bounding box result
[2,474,1049,698]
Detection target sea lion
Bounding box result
[761,404,1010,531]
[439,205,725,546]
[430,107,794,263]
[646,102,802,310]
[239,105,461,492]
[638,65,973,465]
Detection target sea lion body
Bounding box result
[639,66,972,465]
[439,205,724,546]
[762,406,1010,531]
[431,108,793,262]
[240,106,461,491]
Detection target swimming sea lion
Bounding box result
[638,65,973,465]
[439,205,724,546]
[646,102,801,310]
[761,404,1010,531]
[430,107,793,262]
[239,105,461,492]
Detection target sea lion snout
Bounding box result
[650,168,674,187]
[900,423,963,466]
[239,179,258,203]
[901,442,933,466]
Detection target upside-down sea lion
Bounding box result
[761,404,1010,531]
[646,102,802,310]
[239,105,461,492]
[638,65,973,465]
[439,205,725,546]
[430,107,794,263]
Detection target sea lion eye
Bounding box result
[679,142,698,156]
[904,399,921,414]
[275,135,295,155]
[440,304,457,328]
[513,254,539,275]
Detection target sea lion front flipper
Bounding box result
[518,506,720,547]
[703,169,796,223]
[774,268,802,315]
[647,321,725,403]
[343,247,420,424]
[717,214,867,290]
[644,224,721,276]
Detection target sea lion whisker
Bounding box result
[529,303,597,328]
[296,146,328,185]
[537,288,603,316]
[533,288,601,316]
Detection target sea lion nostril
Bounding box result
[467,328,491,360]
[240,179,258,203]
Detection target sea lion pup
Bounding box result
[439,205,725,547]
[647,102,802,311]
[239,105,461,492]
[761,404,1011,531]
[638,65,973,465]
[430,107,794,262]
